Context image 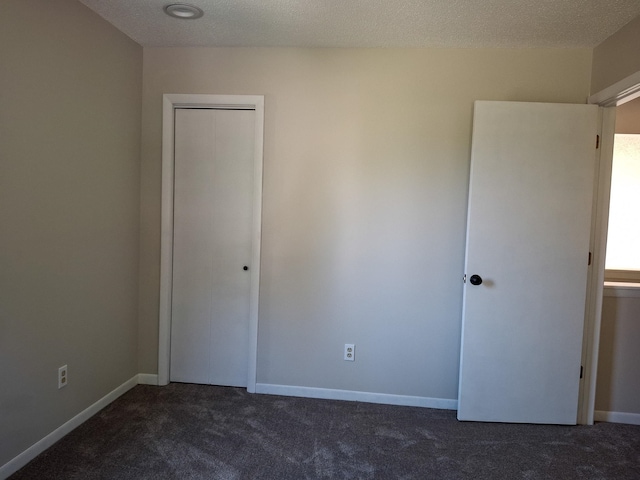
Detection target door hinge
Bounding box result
[596,135,600,149]
[580,365,584,379]
[588,252,592,265]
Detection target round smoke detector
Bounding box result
[164,3,204,19]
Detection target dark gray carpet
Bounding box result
[10,384,640,479]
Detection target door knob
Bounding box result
[469,274,483,286]
[243,266,249,271]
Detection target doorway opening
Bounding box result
[592,96,640,425]
[582,72,640,424]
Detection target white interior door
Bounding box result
[170,108,255,387]
[458,101,599,424]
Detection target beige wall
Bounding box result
[596,293,640,414]
[0,0,142,468]
[140,47,592,399]
[615,96,640,134]
[592,14,640,93]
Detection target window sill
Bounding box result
[603,282,640,298]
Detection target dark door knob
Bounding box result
[243,266,249,271]
[469,274,483,286]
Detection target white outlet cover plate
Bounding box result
[344,344,355,361]
[58,365,68,389]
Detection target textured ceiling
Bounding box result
[77,0,640,48]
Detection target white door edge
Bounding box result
[159,94,264,393]
[580,71,640,424]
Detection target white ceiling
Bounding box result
[77,0,640,48]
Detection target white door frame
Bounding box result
[158,94,264,392]
[579,71,640,424]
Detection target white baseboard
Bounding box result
[255,383,458,410]
[137,373,159,385]
[594,410,640,425]
[0,375,138,479]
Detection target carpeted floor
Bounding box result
[10,384,640,479]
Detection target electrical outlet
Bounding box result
[344,344,355,361]
[58,365,68,389]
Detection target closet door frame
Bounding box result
[158,94,264,391]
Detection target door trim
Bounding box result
[158,94,264,392]
[580,70,640,424]
[588,70,640,107]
